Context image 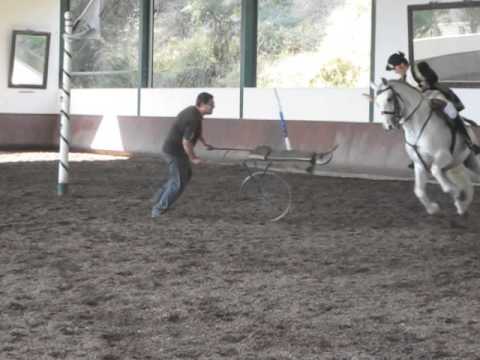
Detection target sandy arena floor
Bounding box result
[1,152,480,360]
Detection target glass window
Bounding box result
[257,0,371,88]
[152,0,241,88]
[69,0,140,88]
[409,2,480,87]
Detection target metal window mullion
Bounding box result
[138,0,153,116]
[140,0,152,88]
[240,0,258,119]
[369,0,376,123]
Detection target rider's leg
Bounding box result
[444,102,480,154]
[455,116,480,154]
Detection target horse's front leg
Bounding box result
[430,151,461,197]
[414,164,440,215]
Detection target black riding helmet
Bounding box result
[386,51,409,71]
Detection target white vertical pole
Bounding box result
[58,11,73,196]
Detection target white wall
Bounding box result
[375,0,480,121]
[414,33,480,60]
[141,88,241,119]
[71,87,369,122]
[243,88,369,121]
[0,0,60,114]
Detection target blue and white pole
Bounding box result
[274,88,292,151]
[58,11,73,195]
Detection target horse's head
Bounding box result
[371,78,403,131]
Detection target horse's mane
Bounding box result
[388,79,422,94]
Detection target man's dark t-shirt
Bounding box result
[162,106,202,156]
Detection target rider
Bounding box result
[412,61,480,154]
[386,51,423,169]
[386,51,480,154]
[385,51,416,84]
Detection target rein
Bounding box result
[379,83,432,171]
[402,96,424,124]
[378,85,424,126]
[405,108,433,171]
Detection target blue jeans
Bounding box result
[151,153,192,214]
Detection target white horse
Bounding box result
[371,78,480,215]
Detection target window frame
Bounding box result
[408,0,480,88]
[8,30,51,89]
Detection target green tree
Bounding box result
[460,8,480,33]
[152,0,241,87]
[310,58,360,88]
[70,0,140,88]
[413,10,443,39]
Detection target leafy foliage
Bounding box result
[69,0,370,89]
[152,0,241,87]
[70,0,139,88]
[310,58,360,88]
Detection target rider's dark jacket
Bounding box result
[413,61,465,112]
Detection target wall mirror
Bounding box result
[408,1,480,87]
[8,30,51,89]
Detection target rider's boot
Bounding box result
[455,116,480,154]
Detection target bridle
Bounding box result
[377,82,433,171]
[376,84,426,128]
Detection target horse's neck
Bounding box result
[397,86,431,141]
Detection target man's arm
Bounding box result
[198,136,213,150]
[182,138,201,164]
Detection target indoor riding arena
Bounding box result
[2,1,480,359]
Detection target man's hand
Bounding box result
[190,157,202,165]
[199,137,214,151]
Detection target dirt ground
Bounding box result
[1,152,480,360]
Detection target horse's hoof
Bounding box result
[455,204,469,216]
[427,203,440,215]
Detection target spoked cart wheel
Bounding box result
[239,171,292,222]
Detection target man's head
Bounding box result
[196,92,215,115]
[386,51,409,76]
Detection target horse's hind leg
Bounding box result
[447,165,473,215]
[414,165,440,214]
[464,153,480,180]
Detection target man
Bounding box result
[151,92,214,218]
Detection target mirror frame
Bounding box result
[408,1,480,88]
[8,30,51,89]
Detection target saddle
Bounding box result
[429,98,446,112]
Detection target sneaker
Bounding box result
[151,208,167,218]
